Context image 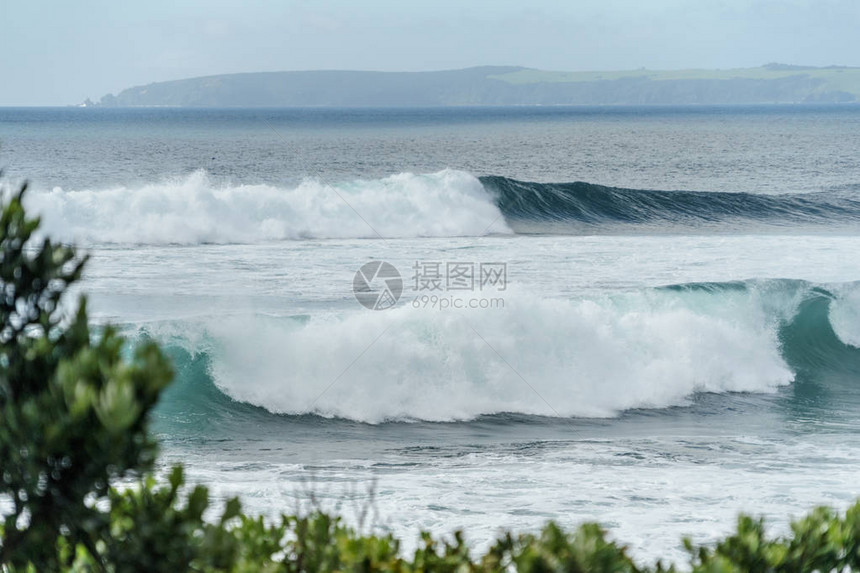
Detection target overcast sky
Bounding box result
[3,0,859,105]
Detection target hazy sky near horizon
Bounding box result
[3,0,859,105]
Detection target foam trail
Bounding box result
[141,284,802,423]
[28,170,511,244]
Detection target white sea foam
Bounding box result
[28,169,511,244]
[149,287,795,423]
[830,282,860,348]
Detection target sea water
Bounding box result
[2,105,860,565]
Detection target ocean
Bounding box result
[2,105,859,565]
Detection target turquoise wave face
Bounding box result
[140,279,860,432]
[660,279,860,373]
[483,176,860,233]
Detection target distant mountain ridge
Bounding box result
[98,64,860,107]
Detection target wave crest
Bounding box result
[483,176,860,234]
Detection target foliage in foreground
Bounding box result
[1,175,859,572]
[0,177,171,570]
[7,469,860,573]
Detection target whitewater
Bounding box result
[2,104,860,565]
[29,170,512,243]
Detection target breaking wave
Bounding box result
[27,171,860,245]
[139,279,860,425]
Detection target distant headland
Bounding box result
[95,64,860,107]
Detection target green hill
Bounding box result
[98,64,860,107]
